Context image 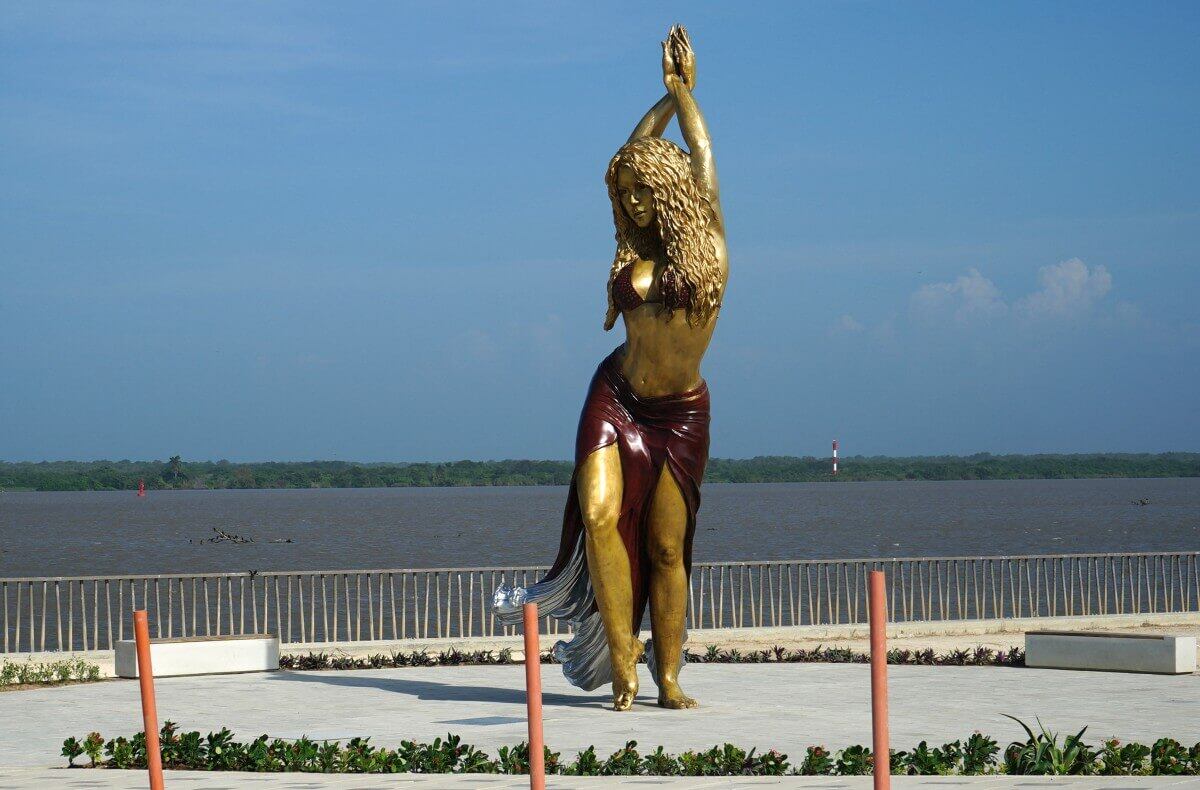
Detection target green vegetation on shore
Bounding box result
[2,453,1197,492]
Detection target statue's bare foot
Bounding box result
[611,640,643,711]
[657,680,699,709]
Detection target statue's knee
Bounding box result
[648,539,683,569]
[581,498,620,534]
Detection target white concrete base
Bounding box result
[1025,630,1197,674]
[114,634,279,678]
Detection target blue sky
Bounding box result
[2,1,1197,462]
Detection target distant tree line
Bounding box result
[1,453,1197,492]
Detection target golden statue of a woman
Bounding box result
[496,26,726,711]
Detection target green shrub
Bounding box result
[277,643,1024,671]
[642,745,679,775]
[61,737,83,767]
[83,732,104,768]
[563,744,599,775]
[104,737,135,770]
[1098,738,1151,775]
[1150,738,1193,776]
[61,724,1200,776]
[0,657,101,686]
[600,740,641,775]
[963,732,1001,774]
[835,744,873,775]
[799,745,834,775]
[1002,716,1095,775]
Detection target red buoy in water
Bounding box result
[137,479,146,497]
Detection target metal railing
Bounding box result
[2,551,1197,654]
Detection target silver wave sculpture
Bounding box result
[492,531,685,692]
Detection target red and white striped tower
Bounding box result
[832,440,839,475]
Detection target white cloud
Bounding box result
[1014,258,1112,320]
[835,314,864,333]
[910,258,1116,329]
[910,268,1008,326]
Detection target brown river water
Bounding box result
[1,478,1197,578]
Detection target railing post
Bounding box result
[869,570,891,790]
[523,602,545,790]
[133,610,165,790]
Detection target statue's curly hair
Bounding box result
[603,137,721,330]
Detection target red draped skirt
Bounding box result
[544,346,711,631]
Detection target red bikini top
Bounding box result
[612,263,691,313]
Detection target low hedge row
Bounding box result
[279,644,1024,670]
[63,721,1200,776]
[0,657,101,687]
[0,644,1022,693]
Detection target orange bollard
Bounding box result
[522,602,546,790]
[868,571,891,790]
[133,610,165,790]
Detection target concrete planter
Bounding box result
[114,634,279,678]
[1025,630,1197,674]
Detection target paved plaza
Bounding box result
[2,663,1197,773]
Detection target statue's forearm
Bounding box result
[627,93,676,142]
[667,79,718,200]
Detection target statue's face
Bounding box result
[616,164,655,229]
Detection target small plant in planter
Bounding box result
[238,735,263,771]
[600,740,641,775]
[129,731,148,768]
[749,748,790,776]
[835,744,873,775]
[316,739,341,772]
[798,745,833,775]
[936,739,965,773]
[565,744,600,775]
[1098,738,1150,775]
[343,736,382,772]
[1002,716,1093,775]
[1150,738,1192,776]
[104,736,136,769]
[902,740,945,775]
[676,748,715,776]
[61,737,83,767]
[962,732,1000,774]
[497,741,531,774]
[642,745,679,776]
[204,728,240,771]
[83,732,105,768]
[459,742,503,773]
[156,720,180,767]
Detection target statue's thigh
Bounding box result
[647,465,688,563]
[576,442,624,534]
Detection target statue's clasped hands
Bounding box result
[661,24,696,91]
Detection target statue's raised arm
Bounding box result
[661,26,723,233]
